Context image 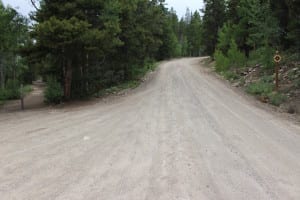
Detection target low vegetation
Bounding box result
[44,77,63,104]
[209,0,299,112]
[0,82,33,106]
[0,80,32,100]
[96,61,157,98]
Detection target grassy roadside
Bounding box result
[210,54,300,114]
[95,61,158,97]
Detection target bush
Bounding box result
[6,79,20,99]
[248,46,275,70]
[246,78,287,106]
[217,23,234,54]
[214,40,246,72]
[0,80,21,100]
[246,81,273,96]
[227,40,246,68]
[261,75,274,83]
[221,71,240,81]
[267,92,287,106]
[247,50,261,66]
[214,50,230,72]
[44,77,63,104]
[129,59,156,80]
[144,58,156,71]
[0,89,8,100]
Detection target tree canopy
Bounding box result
[0,0,298,103]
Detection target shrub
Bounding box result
[246,79,287,106]
[0,80,21,101]
[246,81,273,96]
[248,46,275,70]
[247,50,262,66]
[261,75,274,83]
[217,23,234,54]
[0,89,8,100]
[144,58,156,71]
[214,40,246,72]
[267,92,287,106]
[214,50,230,72]
[44,77,63,104]
[227,40,246,68]
[221,71,240,81]
[6,79,20,99]
[129,59,156,80]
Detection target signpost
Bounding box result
[273,51,281,91]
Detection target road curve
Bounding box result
[1,58,300,200]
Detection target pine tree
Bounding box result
[202,0,226,55]
[285,0,300,51]
[226,0,240,24]
[187,11,202,56]
[0,2,28,89]
[32,0,121,99]
[216,22,234,54]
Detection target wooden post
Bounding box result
[273,51,281,91]
[275,62,279,91]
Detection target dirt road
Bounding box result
[1,58,299,200]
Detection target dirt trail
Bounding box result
[1,83,45,112]
[0,58,299,200]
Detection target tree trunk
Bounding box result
[0,63,4,90]
[64,59,72,100]
[85,53,89,93]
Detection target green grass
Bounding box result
[95,80,140,97]
[246,80,287,106]
[267,92,287,106]
[107,80,139,92]
[246,82,273,96]
[0,100,4,106]
[220,71,240,82]
[246,75,274,96]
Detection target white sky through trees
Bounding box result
[2,0,34,16]
[2,0,204,18]
[165,0,204,17]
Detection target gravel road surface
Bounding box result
[1,58,299,200]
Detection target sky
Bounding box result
[2,0,34,16]
[2,0,204,18]
[165,0,204,17]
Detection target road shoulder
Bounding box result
[197,58,300,125]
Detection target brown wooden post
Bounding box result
[275,62,279,91]
[273,51,281,91]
